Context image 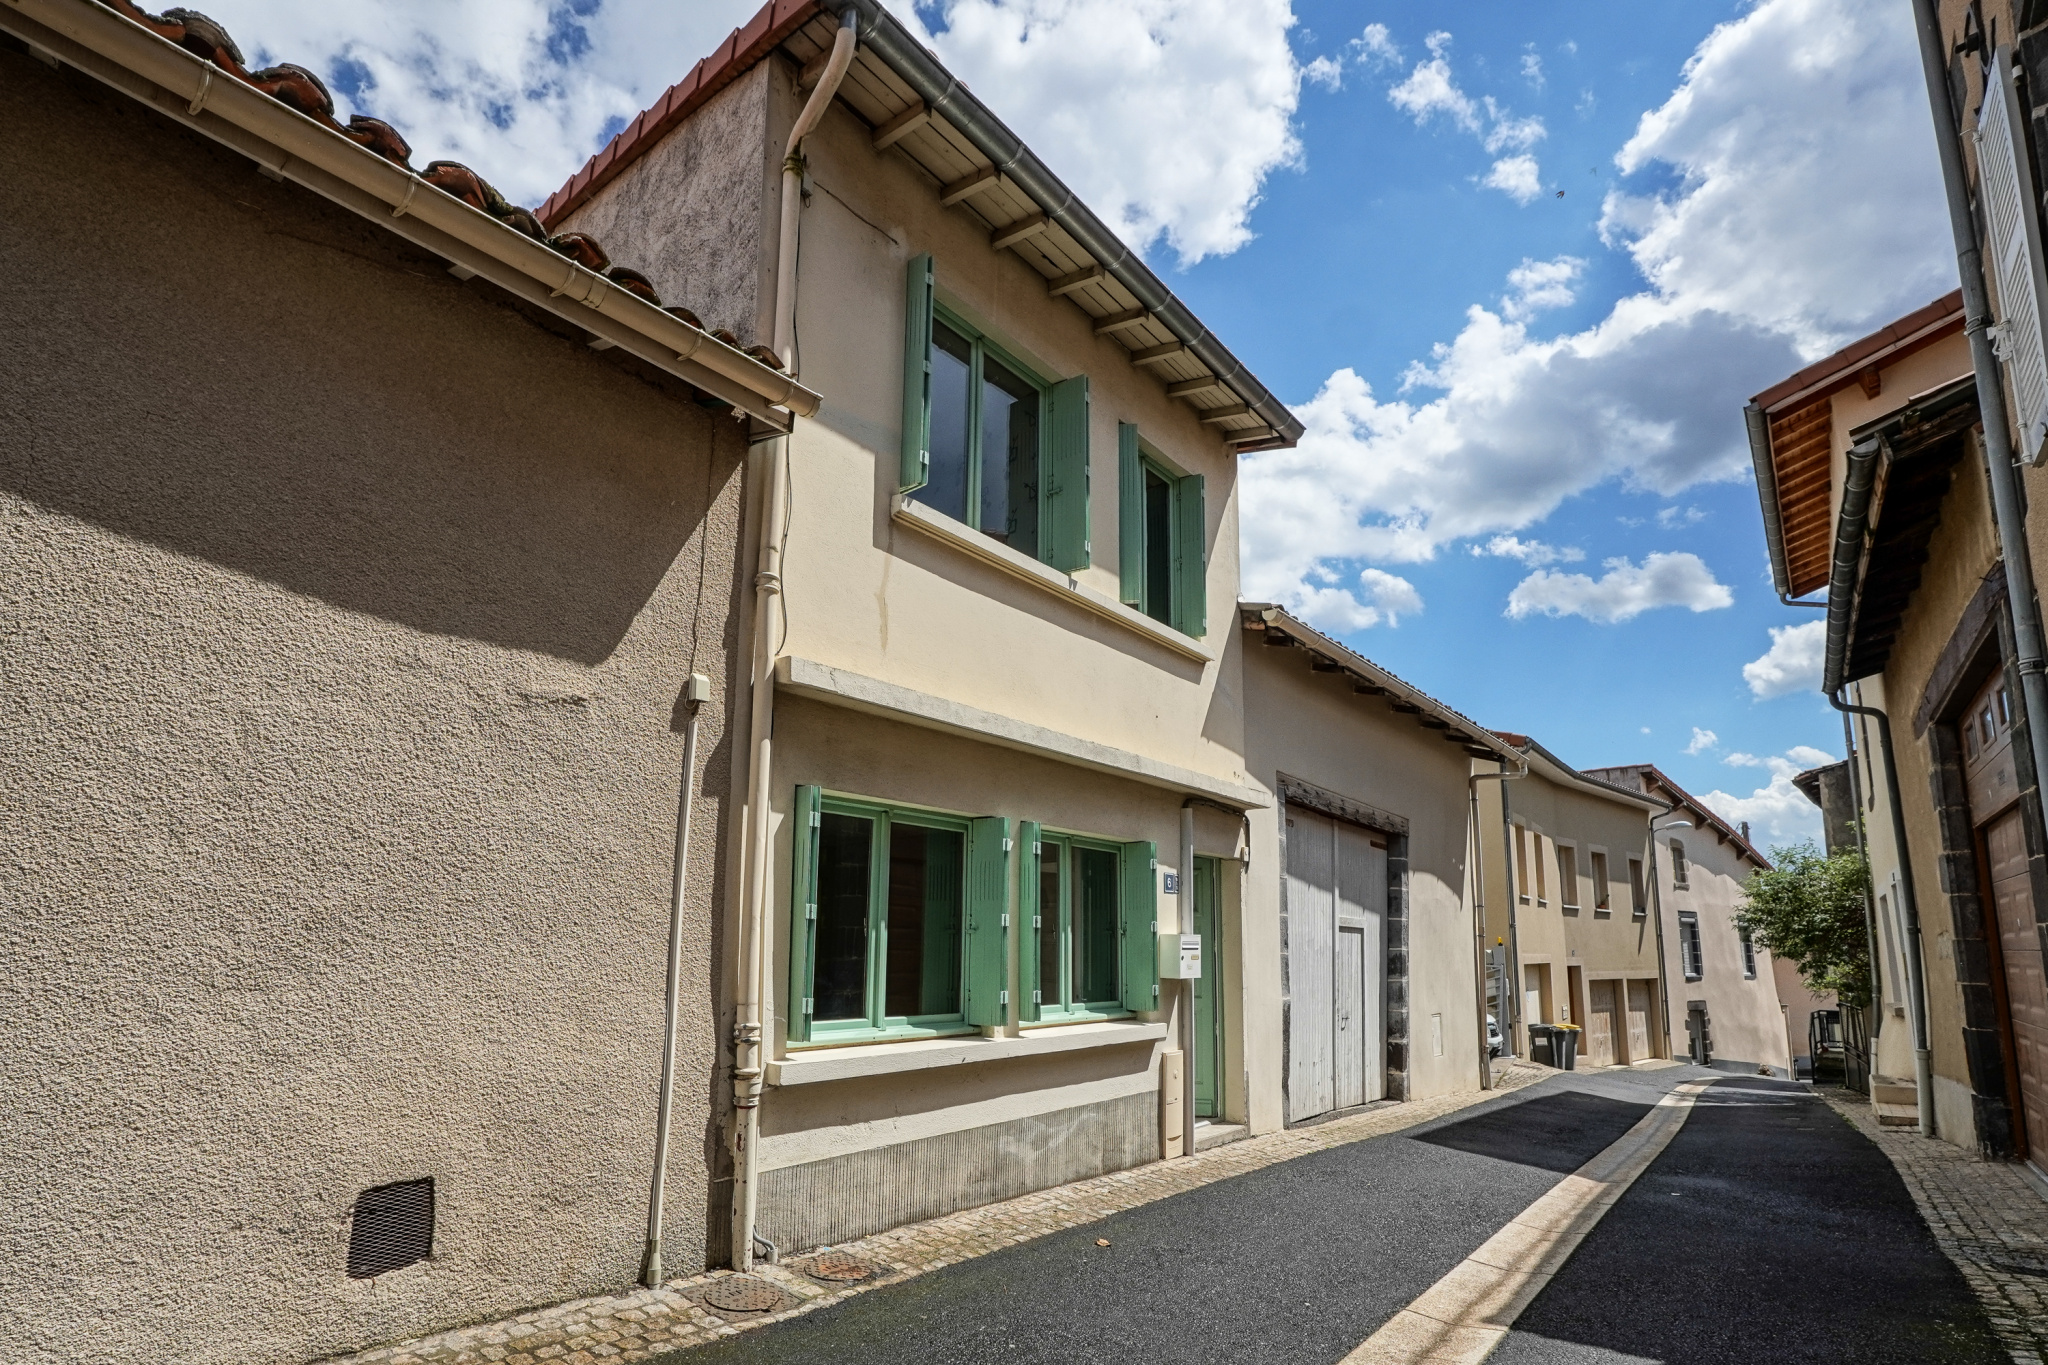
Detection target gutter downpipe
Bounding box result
[1470,757,1529,1088]
[641,676,708,1287]
[1498,776,1525,1061]
[1644,805,1681,1063]
[1913,0,2048,886]
[1180,802,1197,1159]
[1839,704,1885,1066]
[729,9,859,1273]
[1822,431,1935,1136]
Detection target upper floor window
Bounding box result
[1514,826,1531,905]
[1533,833,1549,907]
[1679,912,1704,980]
[1118,424,1206,637]
[1591,850,1611,912]
[1669,838,1689,890]
[900,254,1089,571]
[1628,857,1646,917]
[1556,844,1579,911]
[1740,928,1757,979]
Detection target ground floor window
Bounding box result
[789,789,1158,1044]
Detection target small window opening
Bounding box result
[347,1177,435,1279]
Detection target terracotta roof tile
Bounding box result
[1751,290,1964,413]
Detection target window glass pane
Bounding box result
[980,353,1040,557]
[886,822,963,1018]
[1038,842,1062,1007]
[1142,466,1173,623]
[1074,847,1121,1004]
[917,321,974,523]
[814,813,873,1022]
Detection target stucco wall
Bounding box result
[1239,640,1483,1129]
[556,61,779,347]
[1,53,746,1365]
[1659,834,1791,1076]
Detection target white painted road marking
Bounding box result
[1341,1081,1715,1365]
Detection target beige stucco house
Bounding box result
[1,1,818,1360]
[1585,766,1790,1077]
[538,0,1303,1266]
[1475,738,1669,1067]
[1238,607,1526,1128]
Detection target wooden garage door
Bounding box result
[1286,806,1387,1123]
[1587,979,1619,1067]
[1626,980,1654,1061]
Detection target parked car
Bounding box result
[1487,1014,1503,1058]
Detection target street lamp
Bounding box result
[1645,817,1692,1063]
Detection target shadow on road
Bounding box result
[1410,1090,1655,1175]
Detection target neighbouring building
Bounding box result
[1238,607,1526,1127]
[536,0,1303,1266]
[1475,738,1669,1068]
[1742,272,2048,1157]
[2,2,817,1361]
[1584,766,1790,1078]
[1786,759,1855,1079]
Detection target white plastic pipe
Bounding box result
[1180,802,1197,1158]
[640,677,707,1287]
[729,9,859,1273]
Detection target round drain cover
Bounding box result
[702,1277,787,1313]
[805,1252,877,1283]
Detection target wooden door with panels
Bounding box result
[1587,979,1619,1066]
[1626,980,1654,1061]
[1285,804,1389,1123]
[1962,668,2048,1162]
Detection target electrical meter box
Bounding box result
[1159,932,1202,979]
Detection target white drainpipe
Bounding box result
[728,8,860,1273]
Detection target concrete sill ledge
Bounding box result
[770,1020,1168,1086]
[890,494,1212,664]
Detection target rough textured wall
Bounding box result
[557,62,775,347]
[0,50,746,1365]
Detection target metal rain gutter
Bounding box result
[1746,402,1793,599]
[838,0,1303,448]
[1822,435,1884,695]
[2,0,821,428]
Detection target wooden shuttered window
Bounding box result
[1172,471,1206,638]
[1117,423,1144,604]
[1980,49,2048,463]
[901,253,935,492]
[1018,820,1043,1022]
[1043,375,1092,571]
[786,784,824,1044]
[1119,840,1159,1014]
[962,816,1011,1027]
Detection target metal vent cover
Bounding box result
[347,1177,435,1280]
[700,1276,791,1313]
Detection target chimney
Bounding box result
[1739,821,1750,843]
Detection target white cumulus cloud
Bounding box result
[1698,746,1838,844]
[1505,553,1733,623]
[1472,535,1584,566]
[1686,727,1719,755]
[1287,568,1423,632]
[1743,619,1828,698]
[1483,155,1545,204]
[1503,257,1585,319]
[1242,0,1947,614]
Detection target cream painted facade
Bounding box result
[555,15,1290,1254]
[1475,742,1668,1068]
[1585,766,1790,1078]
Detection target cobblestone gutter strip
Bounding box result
[320,1063,1551,1365]
[1822,1089,2048,1365]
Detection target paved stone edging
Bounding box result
[1822,1089,2048,1365]
[320,1063,1553,1365]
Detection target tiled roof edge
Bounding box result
[1751,290,1964,414]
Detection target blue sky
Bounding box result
[207,0,1954,840]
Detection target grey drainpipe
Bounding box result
[1912,2,2048,866]
[1498,778,1525,1060]
[837,0,1303,447]
[1644,803,1681,1062]
[1838,704,1884,1066]
[1469,757,1529,1089]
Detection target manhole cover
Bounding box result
[803,1251,878,1283]
[702,1277,788,1313]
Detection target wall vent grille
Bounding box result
[347,1177,435,1279]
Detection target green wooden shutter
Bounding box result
[1119,839,1158,1014]
[1043,375,1091,572]
[1173,471,1206,637]
[900,253,935,493]
[963,816,1011,1027]
[1117,424,1143,604]
[1017,821,1042,1022]
[787,785,824,1043]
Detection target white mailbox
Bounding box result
[1159,932,1203,980]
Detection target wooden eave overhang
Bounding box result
[539,1,1301,452]
[1749,292,1965,600]
[1240,604,1522,763]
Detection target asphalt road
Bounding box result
[653,1070,2007,1365]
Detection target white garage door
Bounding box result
[1286,806,1387,1123]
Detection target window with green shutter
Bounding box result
[787,790,1007,1044]
[1120,840,1160,1014]
[1116,429,1206,637]
[1025,829,1132,1023]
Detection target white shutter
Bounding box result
[1977,48,2048,463]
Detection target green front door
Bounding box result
[1193,856,1222,1118]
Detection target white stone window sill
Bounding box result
[890,494,1212,663]
[768,1019,1167,1087]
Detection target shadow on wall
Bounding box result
[0,51,727,665]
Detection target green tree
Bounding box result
[1735,839,1872,1010]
